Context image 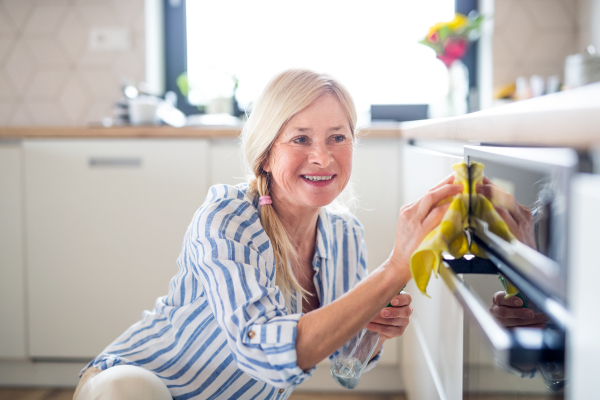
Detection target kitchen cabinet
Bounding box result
[400,142,464,400]
[0,141,27,359]
[352,138,402,366]
[568,173,600,400]
[0,135,404,387]
[24,139,209,358]
[209,138,246,187]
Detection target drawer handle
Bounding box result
[89,157,142,168]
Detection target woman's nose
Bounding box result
[308,142,333,167]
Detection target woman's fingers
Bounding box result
[490,292,549,328]
[422,202,452,234]
[370,315,411,327]
[493,204,518,233]
[494,314,549,328]
[389,292,412,307]
[429,174,456,191]
[491,304,536,319]
[415,184,463,221]
[493,291,522,307]
[476,182,519,219]
[366,321,409,340]
[370,298,413,326]
[379,305,413,319]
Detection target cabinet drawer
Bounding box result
[24,139,209,359]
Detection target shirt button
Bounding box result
[247,330,255,339]
[278,389,285,394]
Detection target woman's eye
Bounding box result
[332,135,347,143]
[293,136,309,144]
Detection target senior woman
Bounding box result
[74,69,461,400]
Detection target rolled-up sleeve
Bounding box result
[188,197,313,388]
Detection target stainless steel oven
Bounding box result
[439,145,588,399]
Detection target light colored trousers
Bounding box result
[73,366,172,400]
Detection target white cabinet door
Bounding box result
[568,173,600,400]
[24,139,209,359]
[0,142,27,359]
[400,143,464,400]
[209,139,246,187]
[352,139,401,366]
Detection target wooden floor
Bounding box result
[0,388,561,400]
[0,388,408,400]
[0,388,74,400]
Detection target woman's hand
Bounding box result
[476,177,536,249]
[366,292,413,340]
[489,291,549,329]
[390,174,463,273]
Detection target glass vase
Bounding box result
[446,59,469,116]
[330,328,380,389]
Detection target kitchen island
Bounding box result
[399,81,600,150]
[397,82,600,400]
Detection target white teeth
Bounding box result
[302,175,333,181]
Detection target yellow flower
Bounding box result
[448,13,468,30]
[427,21,448,37]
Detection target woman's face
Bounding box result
[264,94,353,212]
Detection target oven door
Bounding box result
[447,145,579,399]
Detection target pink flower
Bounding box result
[427,31,439,43]
[444,38,468,59]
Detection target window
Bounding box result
[171,1,466,119]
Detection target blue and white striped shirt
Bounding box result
[82,183,379,399]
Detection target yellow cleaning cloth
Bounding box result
[410,162,516,297]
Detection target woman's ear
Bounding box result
[262,159,272,173]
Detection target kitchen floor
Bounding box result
[0,388,406,400]
[0,389,565,399]
[0,389,409,400]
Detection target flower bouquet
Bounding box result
[419,12,484,68]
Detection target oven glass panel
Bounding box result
[468,157,563,265]
[467,153,570,301]
[462,274,565,399]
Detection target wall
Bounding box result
[0,1,590,125]
[493,0,578,89]
[0,0,145,126]
[578,0,600,51]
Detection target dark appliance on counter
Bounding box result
[440,145,586,399]
[370,104,429,122]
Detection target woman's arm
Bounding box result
[295,177,462,370]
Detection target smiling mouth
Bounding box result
[301,175,334,181]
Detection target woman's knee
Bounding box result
[75,365,171,400]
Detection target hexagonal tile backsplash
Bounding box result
[493,0,578,89]
[0,0,145,126]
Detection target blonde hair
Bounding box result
[241,69,357,299]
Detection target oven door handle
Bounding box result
[439,261,564,366]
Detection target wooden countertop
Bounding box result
[0,125,401,139]
[400,82,600,150]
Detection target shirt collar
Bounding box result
[315,207,333,260]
